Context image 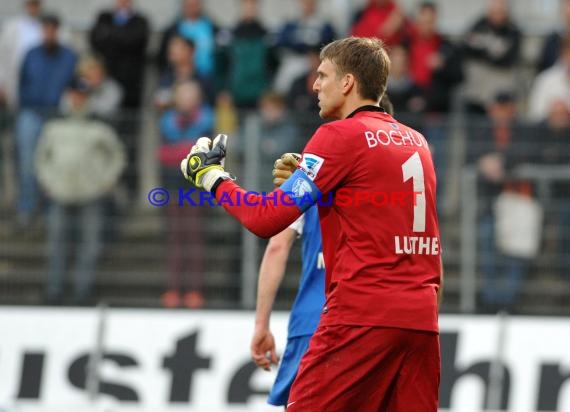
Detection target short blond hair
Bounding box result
[77,55,106,76]
[320,37,390,102]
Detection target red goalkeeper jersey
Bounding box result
[300,107,441,332]
[216,106,441,332]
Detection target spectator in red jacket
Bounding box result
[405,1,463,113]
[350,0,406,47]
[403,2,463,216]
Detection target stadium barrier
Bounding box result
[0,307,569,412]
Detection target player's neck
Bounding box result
[340,97,380,119]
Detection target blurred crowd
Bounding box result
[0,0,568,312]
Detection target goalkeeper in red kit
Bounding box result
[181,37,442,411]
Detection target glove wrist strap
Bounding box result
[202,169,232,192]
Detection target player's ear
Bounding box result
[342,74,355,95]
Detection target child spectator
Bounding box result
[155,35,214,110]
[65,55,123,120]
[158,81,214,308]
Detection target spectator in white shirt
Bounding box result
[528,36,570,122]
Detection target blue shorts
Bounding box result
[267,335,312,406]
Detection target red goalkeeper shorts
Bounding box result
[286,325,440,412]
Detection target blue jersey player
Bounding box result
[250,204,325,407]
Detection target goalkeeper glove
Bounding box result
[272,153,301,187]
[181,134,232,191]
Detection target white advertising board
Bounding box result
[0,308,568,412]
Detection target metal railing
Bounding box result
[459,164,570,313]
[1,108,569,314]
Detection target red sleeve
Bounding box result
[214,180,302,239]
[213,123,350,238]
[301,123,353,193]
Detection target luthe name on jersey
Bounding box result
[394,235,440,255]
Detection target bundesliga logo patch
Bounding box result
[300,153,325,181]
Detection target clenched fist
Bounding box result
[272,153,301,187]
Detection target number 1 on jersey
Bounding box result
[402,152,426,232]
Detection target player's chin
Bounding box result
[319,107,334,120]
